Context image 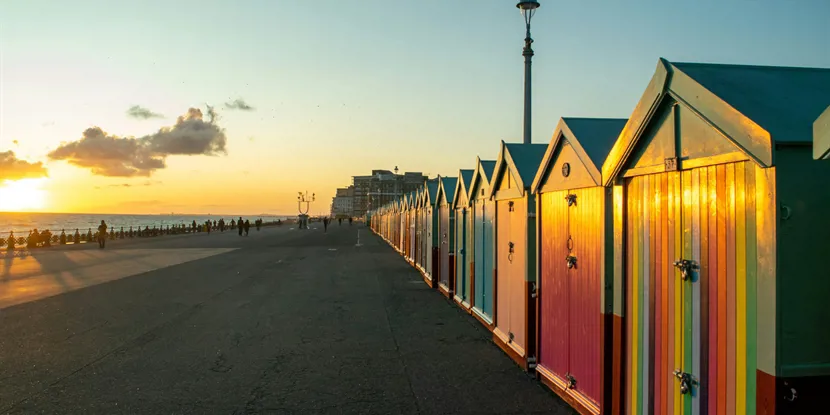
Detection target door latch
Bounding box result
[565,194,577,206]
[508,331,514,343]
[566,255,577,269]
[673,259,694,281]
[565,373,577,389]
[673,370,697,394]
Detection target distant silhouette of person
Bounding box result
[206,220,211,234]
[323,217,330,232]
[98,220,108,248]
[28,229,39,248]
[338,218,342,226]
[238,217,244,236]
[244,219,250,236]
[192,220,197,233]
[219,218,225,232]
[348,217,353,226]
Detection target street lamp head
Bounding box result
[517,0,540,26]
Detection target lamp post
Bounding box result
[297,191,315,229]
[517,0,540,144]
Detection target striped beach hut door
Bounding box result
[625,161,757,415]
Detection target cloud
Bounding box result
[48,107,227,177]
[127,105,164,119]
[0,151,48,181]
[224,98,254,111]
[107,180,161,187]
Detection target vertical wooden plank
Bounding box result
[667,172,676,415]
[707,165,718,415]
[630,177,643,413]
[726,164,737,415]
[647,175,657,415]
[716,164,727,415]
[612,183,625,415]
[754,165,776,382]
[641,175,651,413]
[698,167,710,414]
[691,168,701,415]
[651,174,668,413]
[682,169,693,415]
[668,174,675,414]
[736,162,747,414]
[621,179,636,414]
[626,178,635,414]
[673,170,683,415]
[745,164,758,414]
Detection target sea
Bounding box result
[0,212,296,234]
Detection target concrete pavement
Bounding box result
[0,224,574,414]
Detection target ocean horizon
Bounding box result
[0,212,300,234]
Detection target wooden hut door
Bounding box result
[568,186,604,408]
[456,208,468,302]
[625,170,703,415]
[440,204,450,286]
[539,187,603,410]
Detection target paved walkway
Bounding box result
[0,224,573,414]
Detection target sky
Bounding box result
[0,0,828,215]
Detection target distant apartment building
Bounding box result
[331,186,355,217]
[350,169,427,217]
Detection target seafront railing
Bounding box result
[1,219,288,251]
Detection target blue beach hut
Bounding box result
[452,168,475,310]
[468,157,497,328]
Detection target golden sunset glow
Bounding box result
[0,179,48,211]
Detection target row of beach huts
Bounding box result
[367,58,830,415]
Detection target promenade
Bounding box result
[0,223,573,414]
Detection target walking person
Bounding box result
[348,217,353,226]
[238,217,244,236]
[323,217,329,233]
[97,220,108,249]
[206,220,211,234]
[244,219,250,236]
[338,218,342,226]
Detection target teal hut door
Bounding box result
[456,208,469,303]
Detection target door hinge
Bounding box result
[565,194,577,206]
[673,259,695,281]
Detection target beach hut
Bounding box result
[398,197,406,252]
[421,178,440,287]
[469,157,497,327]
[414,187,425,271]
[406,192,416,263]
[815,105,830,160]
[436,176,459,298]
[530,117,627,414]
[489,141,547,369]
[603,58,830,414]
[452,168,475,310]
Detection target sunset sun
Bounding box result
[0,178,48,211]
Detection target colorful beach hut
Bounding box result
[452,169,475,310]
[602,58,830,414]
[418,179,440,287]
[531,117,627,414]
[489,141,547,369]
[414,187,425,271]
[815,105,830,160]
[436,176,458,298]
[398,197,406,252]
[407,191,416,263]
[469,157,497,327]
